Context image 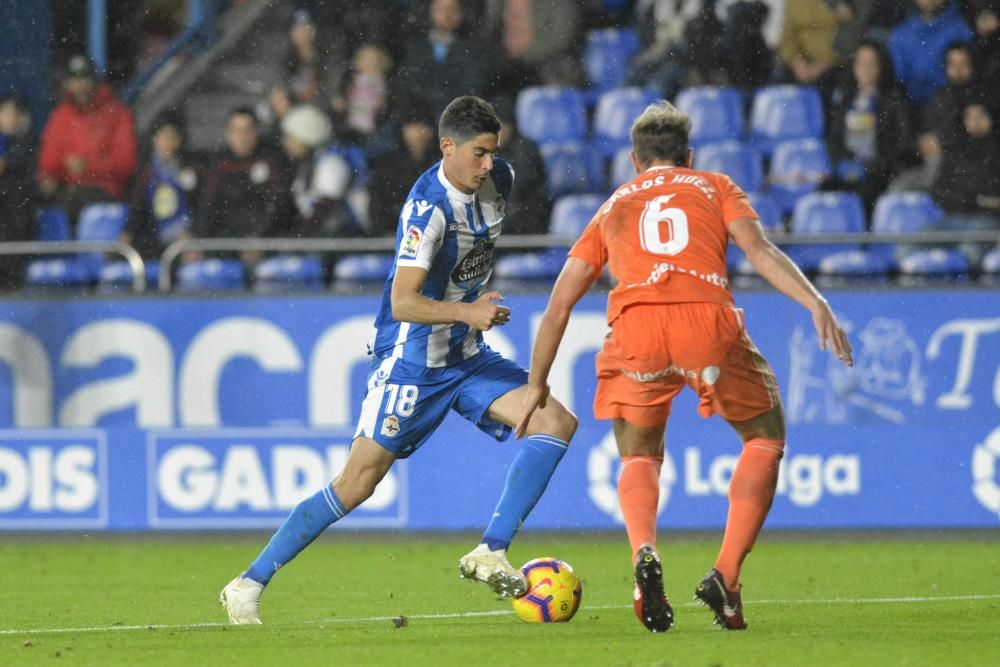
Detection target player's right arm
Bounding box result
[729,217,854,366]
[390,267,510,330]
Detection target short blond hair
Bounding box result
[630,101,691,168]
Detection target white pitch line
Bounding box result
[2,594,999,637]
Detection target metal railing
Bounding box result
[156,230,1000,292]
[0,241,147,292]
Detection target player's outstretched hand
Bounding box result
[811,299,853,367]
[515,383,550,439]
[465,291,511,331]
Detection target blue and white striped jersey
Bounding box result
[368,158,515,368]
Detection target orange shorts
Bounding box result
[593,302,780,427]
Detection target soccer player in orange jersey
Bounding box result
[516,101,854,633]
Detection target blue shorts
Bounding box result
[354,347,529,458]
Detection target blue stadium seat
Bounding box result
[898,248,970,284]
[746,191,784,232]
[749,85,824,155]
[592,87,659,158]
[540,142,605,199]
[786,191,865,271]
[818,249,891,277]
[254,255,324,292]
[98,260,160,292]
[493,249,567,282]
[869,191,944,266]
[333,254,394,283]
[582,28,640,103]
[768,138,831,214]
[176,258,246,292]
[24,258,91,289]
[35,207,71,241]
[675,87,745,147]
[981,247,1000,285]
[516,87,587,145]
[76,202,129,280]
[549,194,606,238]
[693,141,764,192]
[609,147,635,188]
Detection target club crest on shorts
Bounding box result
[381,415,401,438]
[400,226,422,258]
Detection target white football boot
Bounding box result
[219,575,264,624]
[458,544,528,598]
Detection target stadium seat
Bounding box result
[333,254,394,283]
[35,207,71,241]
[768,138,831,214]
[746,191,784,233]
[897,248,970,285]
[980,247,1000,285]
[540,142,606,199]
[97,260,160,292]
[592,87,659,158]
[493,249,567,282]
[254,255,324,292]
[609,147,635,188]
[749,85,824,155]
[675,87,745,147]
[516,87,587,145]
[549,194,606,238]
[817,249,891,279]
[693,141,764,192]
[869,191,944,266]
[582,28,640,103]
[786,191,865,271]
[176,258,246,292]
[75,202,130,280]
[24,257,91,290]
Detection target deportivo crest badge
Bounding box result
[400,225,422,258]
[381,415,401,438]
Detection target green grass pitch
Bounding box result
[2,532,998,666]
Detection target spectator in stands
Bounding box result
[888,0,973,108]
[496,100,550,235]
[826,39,913,214]
[279,104,360,239]
[931,102,1000,263]
[123,111,198,259]
[37,54,137,228]
[192,107,288,261]
[626,1,730,94]
[480,0,583,98]
[368,104,437,236]
[283,9,333,106]
[717,0,775,89]
[967,1,1000,98]
[393,0,492,116]
[776,0,843,90]
[0,95,36,289]
[330,45,392,141]
[716,0,785,49]
[889,40,978,192]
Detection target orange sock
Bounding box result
[715,438,784,590]
[618,456,662,561]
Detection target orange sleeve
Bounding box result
[718,175,758,226]
[567,214,607,280]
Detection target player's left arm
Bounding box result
[515,256,597,437]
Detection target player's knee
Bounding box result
[530,402,578,442]
[332,466,383,511]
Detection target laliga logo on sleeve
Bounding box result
[400,226,422,259]
[972,426,1000,518]
[588,431,676,522]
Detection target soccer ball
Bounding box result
[511,558,583,623]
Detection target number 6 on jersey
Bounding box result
[639,194,689,256]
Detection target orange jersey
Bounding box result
[569,166,757,324]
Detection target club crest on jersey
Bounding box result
[400,225,422,258]
[381,415,401,438]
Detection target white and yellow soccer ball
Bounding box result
[511,558,583,623]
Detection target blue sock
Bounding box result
[482,434,568,551]
[245,484,346,585]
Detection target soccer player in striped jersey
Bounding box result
[221,96,578,624]
[517,101,853,632]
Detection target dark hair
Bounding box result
[630,101,691,167]
[852,38,897,93]
[438,96,500,144]
[227,105,258,125]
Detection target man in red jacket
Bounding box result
[38,55,137,228]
